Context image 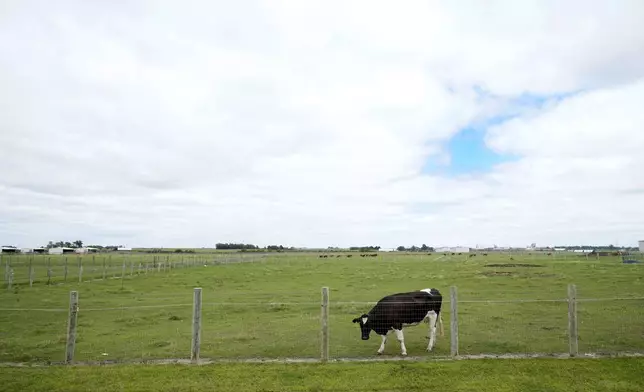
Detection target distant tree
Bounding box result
[396,246,406,251]
[73,240,83,248]
[215,243,259,250]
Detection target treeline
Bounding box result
[215,243,260,250]
[348,246,381,252]
[396,244,434,252]
[45,240,84,248]
[44,241,124,251]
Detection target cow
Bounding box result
[352,288,444,356]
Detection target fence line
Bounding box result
[1,284,638,365]
[2,295,644,312]
[2,253,270,290]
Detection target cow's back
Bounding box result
[367,291,441,334]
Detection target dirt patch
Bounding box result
[485,263,543,268]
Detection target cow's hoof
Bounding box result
[401,352,407,357]
[377,351,383,355]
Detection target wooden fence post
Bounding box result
[321,286,330,362]
[7,269,13,290]
[191,288,202,363]
[65,291,79,363]
[450,286,459,357]
[47,257,52,285]
[568,284,578,357]
[102,258,106,281]
[29,262,34,288]
[121,259,126,289]
[78,265,83,283]
[64,257,69,282]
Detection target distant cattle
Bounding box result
[347,255,353,258]
[483,253,488,256]
[352,288,444,356]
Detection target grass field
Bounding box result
[1,252,643,364]
[1,358,644,391]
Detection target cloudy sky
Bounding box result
[2,0,644,249]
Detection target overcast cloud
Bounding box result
[1,0,644,249]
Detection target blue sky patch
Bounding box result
[421,127,517,177]
[421,88,580,178]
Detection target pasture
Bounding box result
[2,358,644,392]
[1,251,643,364]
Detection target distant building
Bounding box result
[1,246,19,253]
[116,247,132,251]
[75,247,99,254]
[639,240,644,253]
[49,247,76,255]
[436,246,470,253]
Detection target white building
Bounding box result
[75,247,99,254]
[1,246,19,253]
[49,247,76,255]
[436,246,470,253]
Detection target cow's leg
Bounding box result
[394,329,407,356]
[377,333,388,355]
[426,311,438,351]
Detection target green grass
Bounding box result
[1,358,644,391]
[1,252,643,363]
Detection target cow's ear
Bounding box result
[352,318,360,323]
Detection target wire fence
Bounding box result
[1,253,268,289]
[1,285,643,364]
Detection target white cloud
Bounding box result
[1,0,643,248]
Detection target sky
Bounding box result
[1,0,644,249]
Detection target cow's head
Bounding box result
[352,313,371,340]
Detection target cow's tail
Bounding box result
[438,312,444,337]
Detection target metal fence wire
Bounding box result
[2,285,644,364]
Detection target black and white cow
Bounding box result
[352,288,444,356]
